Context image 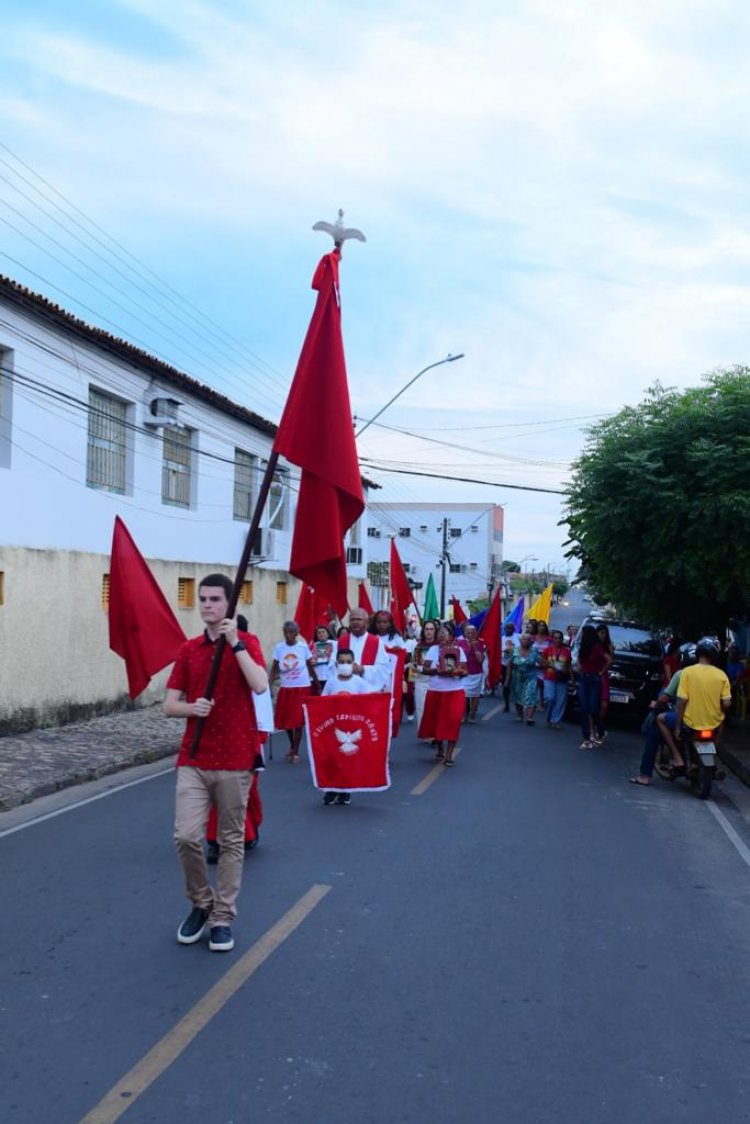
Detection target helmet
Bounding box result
[695,636,721,659]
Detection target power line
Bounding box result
[360,461,567,495]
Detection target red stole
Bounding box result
[338,631,380,665]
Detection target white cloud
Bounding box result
[1,0,749,567]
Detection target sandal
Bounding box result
[285,752,300,764]
[443,758,455,767]
[579,740,593,750]
[629,776,651,786]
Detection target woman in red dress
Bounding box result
[418,622,467,766]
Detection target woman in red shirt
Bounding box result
[577,625,612,749]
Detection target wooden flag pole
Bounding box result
[189,451,280,758]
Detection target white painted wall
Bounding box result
[367,502,504,610]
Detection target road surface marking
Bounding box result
[410,747,463,796]
[0,766,174,839]
[706,800,750,869]
[79,883,332,1124]
[482,703,504,722]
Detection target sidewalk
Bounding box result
[720,724,750,788]
[0,705,179,811]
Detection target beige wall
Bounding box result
[0,546,359,733]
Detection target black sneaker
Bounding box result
[209,925,234,952]
[252,753,265,772]
[244,834,259,851]
[206,840,219,865]
[336,793,351,806]
[323,792,337,805]
[177,906,209,945]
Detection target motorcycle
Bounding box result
[655,725,723,799]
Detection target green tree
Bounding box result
[501,560,521,573]
[552,579,569,598]
[563,369,750,635]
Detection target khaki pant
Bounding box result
[174,767,251,926]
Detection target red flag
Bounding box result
[451,596,468,624]
[293,583,331,643]
[108,516,187,698]
[358,581,374,614]
[273,250,364,616]
[389,539,415,635]
[478,586,503,690]
[303,693,392,791]
[386,646,407,738]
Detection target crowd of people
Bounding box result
[163,572,743,954]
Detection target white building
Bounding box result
[366,502,504,615]
[0,274,370,731]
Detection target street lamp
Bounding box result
[355,353,465,438]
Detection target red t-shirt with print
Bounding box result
[167,630,262,770]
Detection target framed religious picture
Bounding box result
[438,644,463,675]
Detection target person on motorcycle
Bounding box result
[630,669,685,786]
[674,636,731,741]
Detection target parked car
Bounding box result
[568,616,664,718]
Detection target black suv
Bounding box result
[569,617,664,717]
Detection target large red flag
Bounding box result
[358,581,374,614]
[273,250,363,616]
[303,693,392,791]
[108,516,187,698]
[451,596,468,624]
[389,539,415,634]
[293,583,331,643]
[478,586,503,690]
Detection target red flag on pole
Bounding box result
[451,596,468,624]
[358,581,374,614]
[293,583,331,643]
[386,646,407,738]
[303,693,392,791]
[478,586,503,690]
[108,516,187,698]
[273,250,364,617]
[389,539,415,634]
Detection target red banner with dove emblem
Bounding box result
[303,693,392,792]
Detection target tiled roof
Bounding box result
[0,272,277,437]
[0,272,379,489]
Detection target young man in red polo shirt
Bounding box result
[164,573,268,952]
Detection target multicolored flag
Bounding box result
[479,586,503,690]
[504,594,525,631]
[272,250,363,616]
[450,596,468,624]
[303,692,392,792]
[293,583,331,643]
[108,516,186,698]
[358,581,374,614]
[423,572,439,620]
[527,584,553,624]
[390,539,416,633]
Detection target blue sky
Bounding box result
[2,0,750,576]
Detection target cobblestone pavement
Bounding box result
[0,705,179,811]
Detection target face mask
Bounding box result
[338,663,354,678]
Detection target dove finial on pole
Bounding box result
[313,209,367,251]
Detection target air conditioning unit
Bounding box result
[143,396,182,429]
[251,528,275,558]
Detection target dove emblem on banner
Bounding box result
[334,728,363,755]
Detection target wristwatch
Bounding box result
[231,640,246,653]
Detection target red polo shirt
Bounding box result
[167,630,263,770]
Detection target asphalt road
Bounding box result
[5,676,750,1122]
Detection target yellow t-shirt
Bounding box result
[677,664,731,730]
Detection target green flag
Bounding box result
[423,572,439,620]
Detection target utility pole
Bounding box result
[439,516,450,618]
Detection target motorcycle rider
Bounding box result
[674,636,732,741]
[630,668,685,787]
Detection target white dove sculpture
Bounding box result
[334,727,363,755]
[313,209,367,247]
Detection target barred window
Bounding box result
[234,449,257,521]
[0,347,13,470]
[87,388,128,493]
[101,573,110,610]
[162,426,192,508]
[240,580,253,605]
[178,577,195,608]
[276,580,287,605]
